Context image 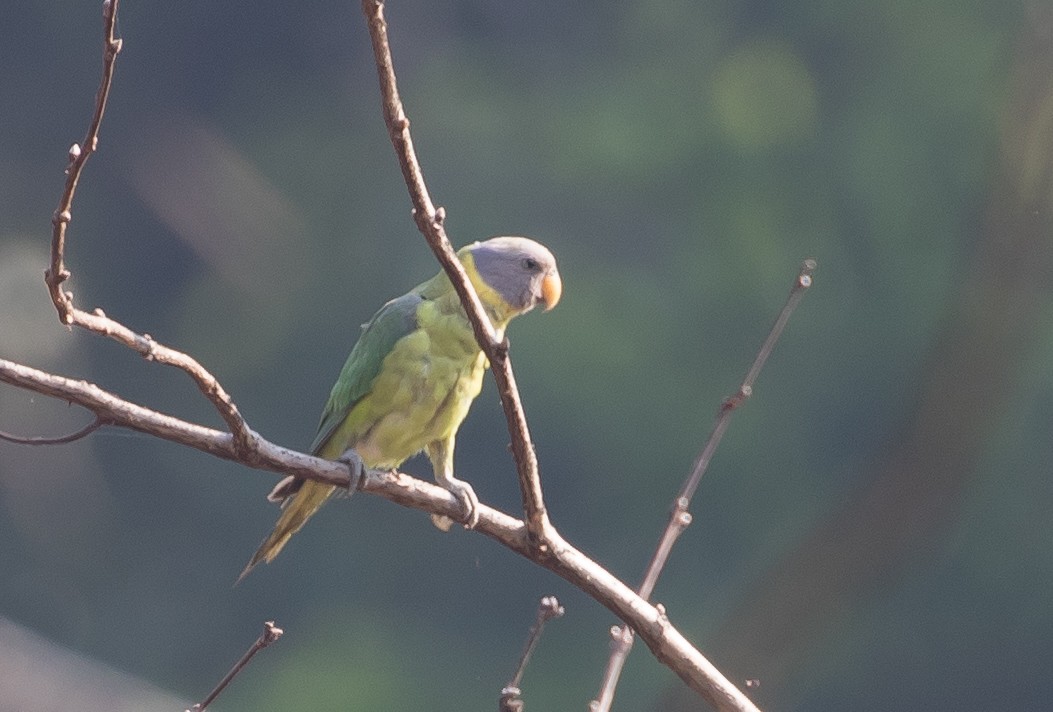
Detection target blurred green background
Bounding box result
[2,1,1052,710]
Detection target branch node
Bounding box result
[537,595,565,622]
[529,534,551,559]
[233,428,260,460]
[492,337,511,359]
[142,335,157,361]
[261,620,284,645]
[434,205,446,224]
[498,687,524,712]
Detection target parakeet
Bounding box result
[238,236,561,581]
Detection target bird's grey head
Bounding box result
[466,236,561,314]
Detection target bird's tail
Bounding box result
[236,479,336,584]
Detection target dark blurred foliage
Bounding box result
[2,2,1052,711]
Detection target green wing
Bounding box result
[309,292,422,455]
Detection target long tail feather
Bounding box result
[236,480,336,584]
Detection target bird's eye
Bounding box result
[522,257,540,271]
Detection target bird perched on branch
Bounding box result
[238,236,561,582]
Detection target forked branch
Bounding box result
[40,0,257,457]
[360,0,552,548]
[0,3,797,710]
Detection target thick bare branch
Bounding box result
[0,358,346,487]
[0,355,759,711]
[360,0,553,547]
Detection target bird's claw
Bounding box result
[431,478,480,531]
[337,448,366,495]
[454,480,480,529]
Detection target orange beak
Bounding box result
[541,272,562,311]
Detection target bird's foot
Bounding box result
[431,477,480,531]
[267,475,300,504]
[337,448,366,495]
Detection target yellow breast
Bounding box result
[322,293,487,468]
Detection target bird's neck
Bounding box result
[417,270,517,333]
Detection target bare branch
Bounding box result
[40,0,257,457]
[0,355,759,711]
[7,5,782,710]
[590,260,816,712]
[0,358,348,487]
[500,596,565,711]
[360,0,553,547]
[0,415,108,445]
[679,259,817,506]
[187,620,284,712]
[359,3,762,707]
[45,0,122,324]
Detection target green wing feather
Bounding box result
[309,292,422,455]
[237,292,423,582]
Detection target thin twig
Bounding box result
[41,0,256,457]
[187,621,283,712]
[45,0,122,325]
[0,355,760,712]
[360,0,553,547]
[590,260,816,712]
[0,415,107,445]
[499,596,565,712]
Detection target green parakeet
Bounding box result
[239,236,561,581]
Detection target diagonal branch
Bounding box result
[40,0,256,457]
[360,0,553,548]
[187,621,284,712]
[0,354,759,712]
[590,261,816,712]
[500,595,565,711]
[358,3,764,709]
